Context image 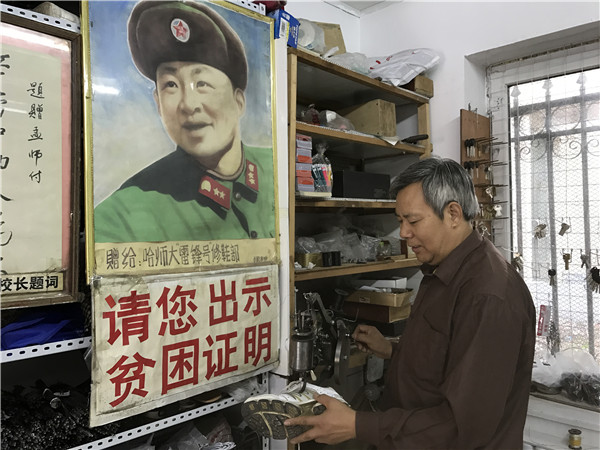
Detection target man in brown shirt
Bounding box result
[285,157,536,449]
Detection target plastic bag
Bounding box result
[367,48,440,87]
[360,234,381,262]
[343,232,367,263]
[327,52,370,75]
[297,18,326,54]
[532,349,600,405]
[300,104,320,125]
[296,236,319,254]
[312,143,333,193]
[318,110,355,131]
[220,377,259,402]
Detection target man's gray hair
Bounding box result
[389,157,479,221]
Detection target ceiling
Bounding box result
[325,1,392,17]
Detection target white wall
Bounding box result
[358,1,599,161]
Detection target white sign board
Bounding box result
[91,265,279,426]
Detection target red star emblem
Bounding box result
[171,19,189,42]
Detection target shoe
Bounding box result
[241,381,343,440]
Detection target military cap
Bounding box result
[128,0,248,90]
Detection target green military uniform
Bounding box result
[94,145,275,243]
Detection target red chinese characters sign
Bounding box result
[90,265,279,426]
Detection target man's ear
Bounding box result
[235,88,246,117]
[446,201,465,226]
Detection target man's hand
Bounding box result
[284,394,356,445]
[352,324,393,359]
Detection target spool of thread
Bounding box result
[568,428,582,449]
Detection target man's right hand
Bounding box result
[352,324,393,359]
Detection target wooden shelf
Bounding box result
[296,198,396,214]
[295,122,426,160]
[295,258,420,281]
[291,48,429,109]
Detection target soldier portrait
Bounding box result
[86,0,277,274]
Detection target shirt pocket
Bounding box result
[404,319,449,386]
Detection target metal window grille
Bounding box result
[487,41,600,364]
[509,68,600,360]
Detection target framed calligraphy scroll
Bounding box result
[0,12,81,309]
[82,1,279,279]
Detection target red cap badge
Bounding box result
[171,18,190,43]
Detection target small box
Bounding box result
[296,176,314,192]
[296,133,313,149]
[295,252,322,268]
[313,21,346,55]
[268,9,299,48]
[296,147,312,164]
[339,99,397,137]
[343,302,411,323]
[400,75,434,98]
[346,289,413,308]
[391,276,408,289]
[296,163,312,179]
[332,171,390,199]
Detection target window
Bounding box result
[488,42,600,363]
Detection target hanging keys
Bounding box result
[476,221,490,237]
[534,223,547,239]
[581,252,590,269]
[511,253,524,272]
[562,250,572,270]
[587,267,600,293]
[558,222,570,236]
[484,165,493,182]
[463,161,474,177]
[548,269,557,285]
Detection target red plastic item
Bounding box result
[253,1,287,13]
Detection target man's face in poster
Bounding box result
[153,61,246,168]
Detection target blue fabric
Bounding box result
[1,304,85,350]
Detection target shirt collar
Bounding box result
[176,144,247,181]
[420,230,482,285]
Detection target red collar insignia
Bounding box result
[245,160,258,192]
[199,175,230,209]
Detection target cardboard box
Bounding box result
[295,252,322,267]
[268,9,299,48]
[296,163,312,179]
[313,21,346,55]
[339,99,396,137]
[296,176,314,192]
[343,302,411,323]
[296,133,313,149]
[346,289,413,308]
[400,75,434,98]
[332,171,390,199]
[296,147,312,164]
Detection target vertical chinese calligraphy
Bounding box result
[0,20,75,306]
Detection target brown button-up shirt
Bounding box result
[356,231,535,449]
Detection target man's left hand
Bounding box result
[285,394,357,445]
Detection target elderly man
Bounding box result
[281,157,536,449]
[94,0,275,243]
